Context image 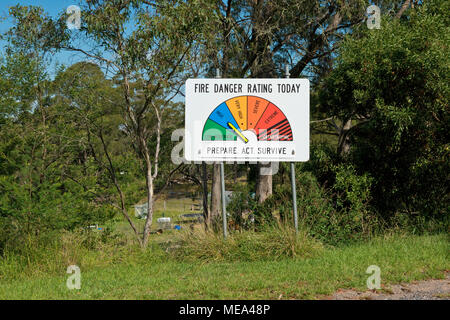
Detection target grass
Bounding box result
[0,232,448,300]
[169,226,324,262]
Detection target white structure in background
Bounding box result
[134,203,148,219]
[157,217,171,230]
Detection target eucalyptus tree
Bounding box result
[58,0,213,246]
[7,0,214,246]
[0,55,115,248]
[51,61,145,241]
[206,0,408,204]
[1,7,73,239]
[205,0,367,203]
[318,0,449,222]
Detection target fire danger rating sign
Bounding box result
[185,78,309,162]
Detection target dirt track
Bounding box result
[331,273,449,300]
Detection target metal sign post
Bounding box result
[220,161,227,239]
[285,65,298,235]
[290,162,299,234]
[216,69,228,239]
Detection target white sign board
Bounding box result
[185,78,309,162]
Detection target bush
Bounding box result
[318,0,449,225]
[227,184,279,230]
[226,165,379,244]
[226,184,258,230]
[268,167,377,245]
[244,143,380,244]
[330,164,379,241]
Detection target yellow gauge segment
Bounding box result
[227,122,249,143]
[226,96,248,131]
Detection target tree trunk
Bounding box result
[338,119,352,155]
[97,129,142,245]
[142,140,155,247]
[256,162,272,203]
[396,0,411,19]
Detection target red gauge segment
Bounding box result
[254,103,293,141]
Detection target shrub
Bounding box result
[227,184,278,230]
[226,184,258,230]
[250,149,379,244]
[270,168,377,245]
[330,164,379,242]
[318,0,449,225]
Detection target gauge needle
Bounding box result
[227,122,249,143]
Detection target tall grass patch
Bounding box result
[0,229,164,281]
[170,226,324,262]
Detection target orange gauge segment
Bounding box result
[225,96,248,131]
[247,96,270,130]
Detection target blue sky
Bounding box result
[1,1,86,75]
[0,1,185,102]
[1,0,79,37]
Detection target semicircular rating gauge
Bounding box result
[202,96,293,143]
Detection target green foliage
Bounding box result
[270,171,376,244]
[0,57,121,253]
[228,165,378,244]
[226,184,256,229]
[0,52,41,118]
[6,5,69,55]
[319,0,449,227]
[0,0,448,260]
[330,164,378,240]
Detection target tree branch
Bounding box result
[396,0,411,19]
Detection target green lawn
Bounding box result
[0,234,448,299]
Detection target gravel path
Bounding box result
[331,273,449,300]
